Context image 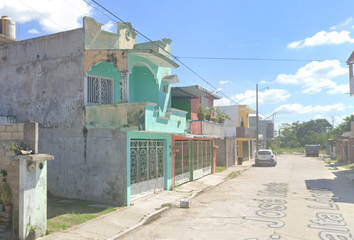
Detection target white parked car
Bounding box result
[255,149,277,166]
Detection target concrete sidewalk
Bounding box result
[39,160,253,240]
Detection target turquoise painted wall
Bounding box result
[160,81,171,114]
[129,66,159,105]
[87,62,122,103]
[126,132,172,206]
[144,105,186,133]
[128,53,171,115]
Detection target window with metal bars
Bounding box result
[86,75,114,104]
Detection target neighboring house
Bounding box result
[0,17,188,206]
[215,105,256,167]
[347,50,354,96]
[336,121,354,164]
[336,131,351,164]
[249,116,275,149]
[171,85,223,186]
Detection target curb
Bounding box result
[107,206,172,240]
[109,163,253,239]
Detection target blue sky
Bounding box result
[2,0,354,129]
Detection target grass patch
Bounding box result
[161,203,173,208]
[216,166,227,173]
[342,163,354,170]
[47,197,116,234]
[224,171,241,180]
[324,159,332,164]
[143,214,161,225]
[155,202,174,210]
[319,149,326,154]
[272,147,305,154]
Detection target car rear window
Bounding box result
[258,151,271,155]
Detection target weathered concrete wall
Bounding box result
[0,29,129,205]
[0,29,85,128]
[42,128,128,205]
[0,29,90,201]
[215,138,226,167]
[215,137,236,168]
[0,116,16,124]
[84,103,147,131]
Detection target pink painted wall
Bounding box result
[349,138,354,163]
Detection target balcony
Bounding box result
[186,120,224,138]
[236,127,256,139]
[84,102,187,133]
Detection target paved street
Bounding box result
[120,154,354,240]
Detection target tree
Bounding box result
[332,114,354,138]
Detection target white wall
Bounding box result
[216,105,239,136]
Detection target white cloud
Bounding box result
[274,103,346,115]
[288,30,354,48]
[234,89,290,105]
[330,18,353,30]
[274,60,347,94]
[327,84,349,94]
[0,0,92,33]
[260,80,267,84]
[219,80,229,85]
[214,98,231,106]
[214,89,290,106]
[102,21,115,33]
[28,29,39,34]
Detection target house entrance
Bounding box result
[130,140,165,201]
[193,140,212,180]
[174,141,191,185]
[242,140,249,159]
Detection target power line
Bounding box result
[175,56,347,63]
[17,0,67,31]
[86,0,240,105]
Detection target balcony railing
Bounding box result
[186,120,224,138]
[236,127,256,139]
[84,102,187,133]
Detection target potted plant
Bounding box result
[197,104,207,120]
[1,170,12,213]
[26,216,41,240]
[205,107,215,121]
[210,117,218,122]
[2,183,12,213]
[3,143,32,155]
[3,143,21,155]
[215,108,232,124]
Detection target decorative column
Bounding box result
[120,70,131,103]
[15,154,54,240]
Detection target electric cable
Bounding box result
[175,56,347,63]
[85,0,240,105]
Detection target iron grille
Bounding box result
[130,140,165,184]
[87,75,114,104]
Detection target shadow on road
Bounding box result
[252,164,275,168]
[305,172,354,204]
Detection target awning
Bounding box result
[171,85,221,100]
[129,49,179,68]
[162,75,179,84]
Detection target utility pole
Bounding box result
[255,84,269,151]
[256,84,259,152]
